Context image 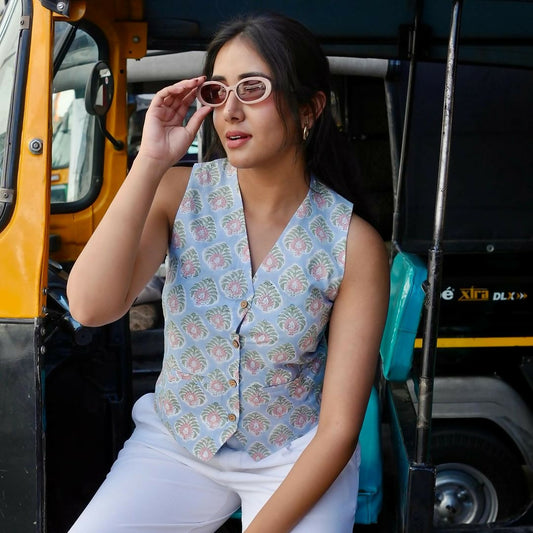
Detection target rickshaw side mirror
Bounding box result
[84,61,124,150]
[85,61,114,116]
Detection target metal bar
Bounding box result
[391,0,424,254]
[415,0,463,465]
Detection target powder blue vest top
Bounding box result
[154,158,353,462]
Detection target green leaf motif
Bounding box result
[180,248,201,278]
[181,188,203,214]
[248,442,270,461]
[175,413,200,441]
[203,242,232,270]
[261,245,284,272]
[191,278,218,306]
[242,383,270,407]
[220,269,248,299]
[279,264,308,296]
[193,436,218,461]
[242,412,270,436]
[190,216,217,242]
[158,389,181,417]
[269,424,294,447]
[206,368,230,396]
[266,396,293,418]
[265,368,293,387]
[267,343,296,363]
[242,351,265,375]
[205,305,231,330]
[178,380,207,407]
[310,215,334,243]
[308,250,334,281]
[201,403,227,429]
[165,284,185,314]
[249,320,279,346]
[283,225,313,257]
[180,346,208,374]
[289,405,318,429]
[330,203,352,230]
[254,281,282,312]
[166,320,184,349]
[181,312,209,340]
[208,185,234,211]
[171,220,187,248]
[277,304,306,336]
[298,324,320,352]
[206,336,233,362]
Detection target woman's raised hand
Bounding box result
[137,77,212,168]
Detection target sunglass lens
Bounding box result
[200,84,226,105]
[237,79,267,102]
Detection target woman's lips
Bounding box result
[226,131,251,149]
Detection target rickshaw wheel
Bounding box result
[431,426,529,527]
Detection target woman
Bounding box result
[67,13,389,533]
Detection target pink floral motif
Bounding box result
[243,353,264,375]
[197,168,213,185]
[288,379,309,400]
[268,345,295,363]
[207,252,226,270]
[267,369,292,386]
[192,224,210,241]
[222,213,244,236]
[209,192,229,210]
[248,442,270,461]
[192,287,210,305]
[308,296,324,316]
[180,259,197,278]
[310,262,328,280]
[243,412,270,436]
[281,317,301,335]
[175,414,199,441]
[267,399,292,418]
[208,342,230,362]
[287,236,308,256]
[262,251,283,271]
[194,439,216,462]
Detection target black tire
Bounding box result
[431,426,529,527]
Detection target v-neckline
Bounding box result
[232,169,313,281]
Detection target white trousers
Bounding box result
[68,393,360,533]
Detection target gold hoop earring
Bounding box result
[302,124,309,141]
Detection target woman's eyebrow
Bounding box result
[210,72,271,82]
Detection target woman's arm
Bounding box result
[245,215,390,533]
[67,77,211,326]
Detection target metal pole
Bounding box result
[391,0,424,254]
[415,0,463,464]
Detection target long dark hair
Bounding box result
[202,13,369,217]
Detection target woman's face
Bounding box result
[210,36,301,172]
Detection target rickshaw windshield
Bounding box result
[0,0,22,190]
[51,22,100,206]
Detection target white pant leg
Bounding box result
[68,394,240,533]
[215,428,360,533]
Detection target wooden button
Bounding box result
[228,379,237,387]
[232,338,240,348]
[228,413,237,422]
[240,300,248,309]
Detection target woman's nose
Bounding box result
[222,90,244,121]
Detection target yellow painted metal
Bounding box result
[414,337,533,349]
[0,1,53,318]
[49,1,147,263]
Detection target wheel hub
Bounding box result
[434,463,499,526]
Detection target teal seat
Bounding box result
[355,252,426,523]
[231,252,427,525]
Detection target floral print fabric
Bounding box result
[154,159,353,461]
